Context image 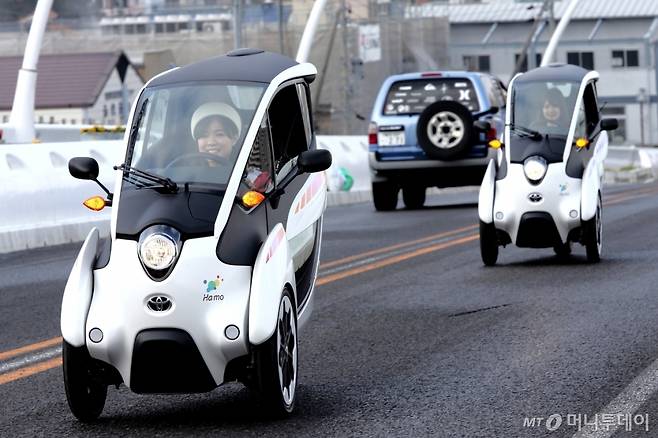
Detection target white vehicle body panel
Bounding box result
[61,228,99,347]
[478,159,496,224]
[249,224,296,346]
[86,237,251,387]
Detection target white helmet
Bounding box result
[190,102,242,140]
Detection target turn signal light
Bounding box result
[242,191,265,208]
[83,196,106,212]
[368,122,378,145]
[575,137,589,149]
[488,139,503,149]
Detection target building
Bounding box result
[408,0,658,145]
[0,51,143,126]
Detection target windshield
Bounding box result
[124,81,266,189]
[511,80,579,138]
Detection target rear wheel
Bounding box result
[402,186,426,209]
[372,181,398,211]
[62,341,107,422]
[479,221,498,266]
[252,289,298,418]
[584,195,602,263]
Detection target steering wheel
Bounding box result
[164,152,230,170]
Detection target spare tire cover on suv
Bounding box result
[416,101,474,160]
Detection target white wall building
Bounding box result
[0,51,144,127]
[409,0,658,146]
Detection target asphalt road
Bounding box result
[2,183,658,437]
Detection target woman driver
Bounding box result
[531,88,569,132]
[190,102,242,160]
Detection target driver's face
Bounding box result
[197,118,236,158]
[543,100,561,122]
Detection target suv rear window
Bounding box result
[383,78,480,116]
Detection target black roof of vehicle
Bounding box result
[515,63,590,84]
[148,49,298,87]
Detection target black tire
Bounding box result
[479,220,498,266]
[252,289,298,418]
[402,186,426,209]
[584,195,602,263]
[553,242,572,257]
[62,341,107,422]
[416,101,474,160]
[372,181,398,211]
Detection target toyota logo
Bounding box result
[147,296,172,312]
[528,193,543,203]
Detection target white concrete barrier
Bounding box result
[0,141,122,253]
[0,135,371,254]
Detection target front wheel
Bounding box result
[62,341,107,422]
[479,220,498,266]
[584,195,602,263]
[252,289,298,417]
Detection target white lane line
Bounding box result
[0,346,62,374]
[318,232,474,277]
[572,358,658,437]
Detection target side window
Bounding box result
[268,83,308,181]
[497,80,508,107]
[296,83,313,144]
[574,100,587,140]
[241,115,274,196]
[583,83,600,135]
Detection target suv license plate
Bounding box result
[378,131,405,146]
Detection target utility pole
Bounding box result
[279,0,285,54]
[341,0,351,135]
[511,0,550,77]
[233,0,242,49]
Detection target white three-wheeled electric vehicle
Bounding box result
[61,49,332,420]
[478,64,617,265]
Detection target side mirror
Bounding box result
[297,149,332,174]
[68,156,113,203]
[600,118,618,131]
[473,120,492,132]
[69,157,99,180]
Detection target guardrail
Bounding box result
[0,136,370,254]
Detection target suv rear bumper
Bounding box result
[369,150,496,187]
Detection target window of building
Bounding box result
[567,51,594,70]
[463,55,490,72]
[2,115,7,123]
[71,119,77,125]
[61,118,66,124]
[49,116,55,124]
[166,23,176,33]
[155,23,164,33]
[514,53,542,72]
[38,115,44,123]
[136,24,147,34]
[601,106,626,143]
[111,103,116,116]
[612,50,639,68]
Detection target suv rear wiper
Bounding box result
[509,124,542,141]
[114,163,178,193]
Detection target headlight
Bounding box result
[138,226,180,271]
[523,156,548,182]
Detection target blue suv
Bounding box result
[369,71,507,210]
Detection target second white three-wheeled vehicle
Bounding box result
[478,64,617,265]
[61,49,332,421]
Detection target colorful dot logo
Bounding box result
[203,275,223,293]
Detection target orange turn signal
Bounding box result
[488,139,503,149]
[575,137,589,149]
[83,196,106,212]
[242,191,265,208]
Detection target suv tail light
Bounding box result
[368,122,378,145]
[486,127,497,141]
